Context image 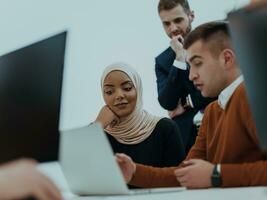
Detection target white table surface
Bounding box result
[38,162,267,200]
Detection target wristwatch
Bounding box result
[211,164,222,187]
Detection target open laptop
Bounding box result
[0,31,66,163]
[59,123,184,195]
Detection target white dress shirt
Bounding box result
[173,60,187,70]
[218,75,244,110]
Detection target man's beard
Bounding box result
[170,23,192,38]
[185,23,192,36]
[182,23,192,37]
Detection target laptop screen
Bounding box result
[228,4,267,149]
[0,31,67,163]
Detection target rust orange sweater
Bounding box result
[130,83,267,187]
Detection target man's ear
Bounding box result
[220,49,236,70]
[188,10,195,23]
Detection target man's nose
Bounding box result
[189,67,197,81]
[170,22,178,33]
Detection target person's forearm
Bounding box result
[129,164,180,188]
[157,67,187,110]
[221,161,267,187]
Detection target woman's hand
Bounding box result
[95,105,120,128]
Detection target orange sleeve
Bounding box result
[128,116,210,188]
[129,164,180,188]
[128,103,217,188]
[221,161,267,187]
[129,104,213,188]
[129,114,210,188]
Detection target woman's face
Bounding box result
[103,70,137,118]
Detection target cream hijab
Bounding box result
[101,62,162,145]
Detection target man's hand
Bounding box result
[174,159,214,189]
[95,105,120,128]
[0,159,62,200]
[170,35,186,62]
[168,101,186,118]
[115,153,136,183]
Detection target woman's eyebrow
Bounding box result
[104,80,132,87]
[121,81,133,85]
[103,84,114,87]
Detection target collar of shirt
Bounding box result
[218,75,244,109]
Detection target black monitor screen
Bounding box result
[0,31,66,163]
[228,5,267,149]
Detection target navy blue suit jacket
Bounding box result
[155,47,215,151]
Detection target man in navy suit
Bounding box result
[156,0,215,152]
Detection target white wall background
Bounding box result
[0,0,249,130]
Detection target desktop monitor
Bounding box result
[228,3,267,149]
[0,31,67,163]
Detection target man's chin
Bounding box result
[201,91,208,98]
[202,91,217,98]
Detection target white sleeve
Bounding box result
[173,60,187,70]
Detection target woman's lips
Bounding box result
[114,103,128,109]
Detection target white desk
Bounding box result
[38,162,267,200]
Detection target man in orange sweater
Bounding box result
[116,21,267,189]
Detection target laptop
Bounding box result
[0,31,66,163]
[59,123,184,195]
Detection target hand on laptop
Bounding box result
[115,153,136,183]
[95,105,120,128]
[0,159,62,200]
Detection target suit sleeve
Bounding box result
[155,48,188,110]
[156,62,187,110]
[155,50,215,111]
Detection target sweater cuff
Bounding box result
[129,164,150,187]
[221,164,243,187]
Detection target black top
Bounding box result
[106,118,185,168]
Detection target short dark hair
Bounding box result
[158,0,191,13]
[184,21,231,57]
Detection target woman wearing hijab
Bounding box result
[95,62,185,168]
